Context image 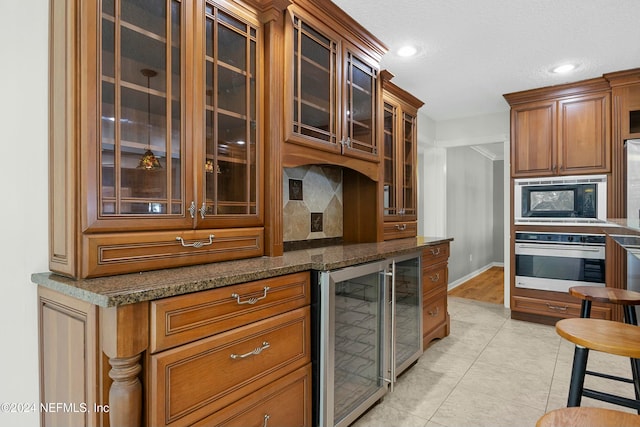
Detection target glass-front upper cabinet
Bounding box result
[286,5,381,162]
[202,2,259,219]
[97,0,260,228]
[401,112,417,218]
[383,102,398,216]
[100,0,186,223]
[381,73,423,224]
[343,45,378,159]
[50,0,265,277]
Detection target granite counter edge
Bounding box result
[31,237,452,307]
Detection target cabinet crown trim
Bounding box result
[504,77,610,106]
[290,0,387,58]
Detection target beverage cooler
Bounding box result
[312,252,422,427]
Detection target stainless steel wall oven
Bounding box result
[515,232,606,293]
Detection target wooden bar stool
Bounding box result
[569,286,640,325]
[556,318,640,411]
[537,407,640,427]
[569,286,640,405]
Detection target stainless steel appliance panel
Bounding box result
[318,261,389,427]
[389,253,422,383]
[515,232,606,293]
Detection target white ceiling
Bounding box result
[332,0,640,123]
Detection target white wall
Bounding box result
[0,2,49,426]
[446,147,495,282]
[417,110,511,303]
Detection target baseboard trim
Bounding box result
[448,262,504,291]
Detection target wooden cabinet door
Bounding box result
[285,8,340,153]
[88,0,194,232]
[381,77,422,234]
[284,5,382,165]
[510,100,556,177]
[195,1,263,228]
[341,42,379,162]
[557,92,610,175]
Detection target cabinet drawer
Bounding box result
[422,262,448,294]
[422,243,449,266]
[423,289,447,337]
[149,306,311,427]
[383,221,417,240]
[192,364,312,427]
[512,295,612,320]
[151,272,310,353]
[82,228,263,278]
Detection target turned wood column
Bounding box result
[101,302,149,427]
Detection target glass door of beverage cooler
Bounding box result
[318,261,389,427]
[390,253,423,383]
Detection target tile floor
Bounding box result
[351,296,638,427]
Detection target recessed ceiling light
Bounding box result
[397,45,418,57]
[552,63,577,74]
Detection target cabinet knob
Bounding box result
[395,224,407,231]
[188,201,196,219]
[199,202,206,219]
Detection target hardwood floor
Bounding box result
[448,266,504,305]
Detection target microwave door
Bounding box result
[627,139,640,220]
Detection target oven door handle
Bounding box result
[516,243,603,252]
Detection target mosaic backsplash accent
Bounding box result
[283,165,343,242]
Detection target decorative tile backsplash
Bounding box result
[283,165,343,242]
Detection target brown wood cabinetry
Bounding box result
[505,79,611,178]
[38,272,312,427]
[49,0,270,278]
[381,71,424,240]
[282,0,386,179]
[422,243,451,348]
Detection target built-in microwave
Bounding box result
[514,175,607,224]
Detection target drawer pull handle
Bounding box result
[546,303,568,312]
[428,307,440,317]
[175,235,214,248]
[395,224,407,231]
[430,247,441,256]
[430,273,440,282]
[263,414,270,427]
[232,286,270,305]
[230,341,270,359]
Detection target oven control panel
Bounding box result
[515,232,605,245]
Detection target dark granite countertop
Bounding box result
[31,236,452,307]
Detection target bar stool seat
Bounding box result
[556,318,640,411]
[569,286,640,325]
[536,407,640,427]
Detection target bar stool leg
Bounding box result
[580,300,592,319]
[623,305,640,409]
[568,345,589,407]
